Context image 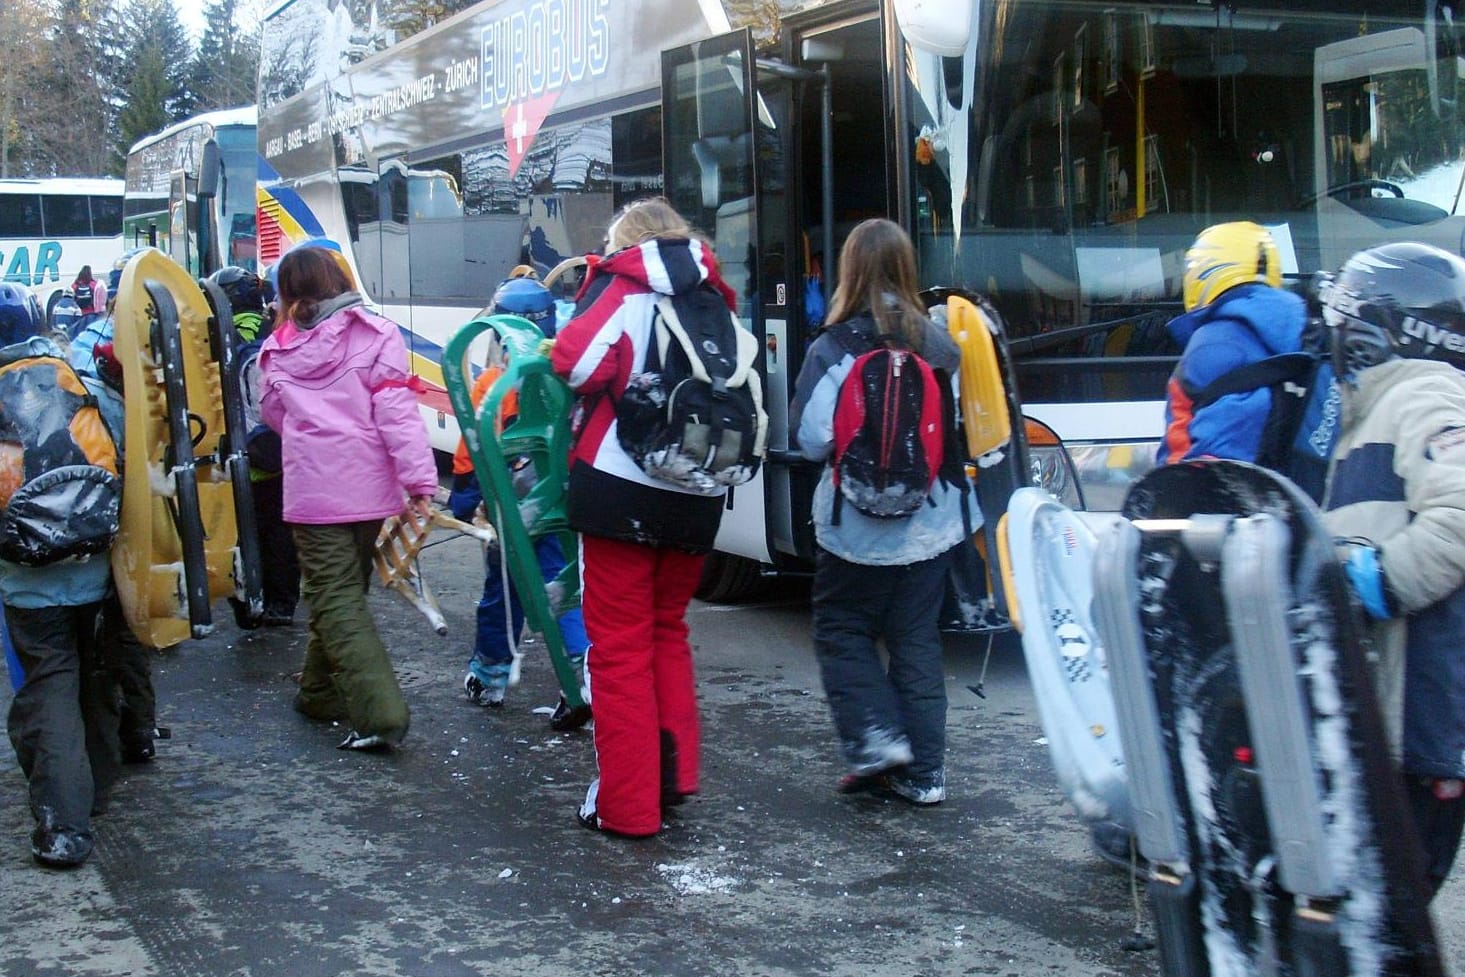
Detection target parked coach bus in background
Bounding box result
[125,106,259,277]
[0,178,124,319]
[258,0,1465,600]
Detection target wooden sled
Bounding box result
[373,508,495,635]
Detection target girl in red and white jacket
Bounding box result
[551,198,731,837]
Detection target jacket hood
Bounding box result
[1166,283,1306,354]
[269,303,387,381]
[299,291,364,329]
[592,237,737,308]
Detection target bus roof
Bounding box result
[0,177,124,195]
[126,106,258,156]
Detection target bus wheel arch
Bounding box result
[695,551,769,603]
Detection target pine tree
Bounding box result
[113,0,195,166]
[35,0,119,176]
[189,0,260,112]
[116,44,172,156]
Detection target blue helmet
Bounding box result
[0,284,42,346]
[491,277,555,332]
[269,237,348,292]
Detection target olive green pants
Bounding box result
[293,521,409,743]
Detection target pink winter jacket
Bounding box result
[259,297,438,524]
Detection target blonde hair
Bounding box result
[825,219,925,347]
[605,197,694,251]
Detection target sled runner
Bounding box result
[199,278,264,626]
[1092,459,1443,977]
[111,249,242,647]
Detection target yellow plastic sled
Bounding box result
[111,249,240,648]
[943,292,1031,625]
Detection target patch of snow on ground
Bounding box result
[656,861,738,895]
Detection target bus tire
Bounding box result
[695,552,767,603]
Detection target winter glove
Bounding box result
[1340,542,1394,620]
[448,473,484,523]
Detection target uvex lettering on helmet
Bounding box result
[1182,221,1282,311]
[1321,241,1465,382]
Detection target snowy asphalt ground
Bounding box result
[1,526,1461,976]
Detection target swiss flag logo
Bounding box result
[504,90,563,178]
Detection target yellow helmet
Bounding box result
[1181,221,1282,311]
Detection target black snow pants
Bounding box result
[6,601,119,833]
[811,546,954,781]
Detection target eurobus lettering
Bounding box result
[480,0,611,111]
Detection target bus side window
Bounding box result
[0,195,42,236]
[90,195,123,236]
[42,195,91,237]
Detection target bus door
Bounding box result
[662,8,893,571]
[662,29,780,568]
[375,158,412,317]
[167,169,197,275]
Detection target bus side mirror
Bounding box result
[199,140,221,201]
[893,0,975,57]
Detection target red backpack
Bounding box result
[829,323,949,522]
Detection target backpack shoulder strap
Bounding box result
[652,295,710,383]
[655,292,760,386]
[825,319,876,360]
[1190,352,1317,410]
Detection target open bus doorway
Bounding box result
[792,10,892,301]
[662,3,899,601]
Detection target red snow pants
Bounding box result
[581,535,705,836]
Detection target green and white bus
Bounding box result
[124,106,260,277]
[258,0,1465,596]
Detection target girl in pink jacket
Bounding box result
[260,247,438,751]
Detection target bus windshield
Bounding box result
[902,2,1465,501]
[125,108,259,275]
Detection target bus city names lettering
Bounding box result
[262,0,610,162]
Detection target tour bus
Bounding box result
[258,0,1465,598]
[0,177,124,314]
[124,106,259,277]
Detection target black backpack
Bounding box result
[0,337,121,565]
[826,320,969,525]
[614,289,768,492]
[1186,351,1321,473]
